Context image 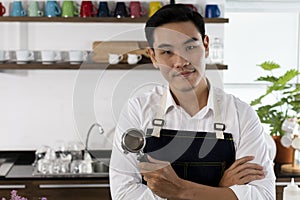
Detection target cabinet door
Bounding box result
[276,185,283,200]
[33,180,111,200]
[0,181,28,198]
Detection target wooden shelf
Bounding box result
[0,16,229,23]
[0,63,228,70]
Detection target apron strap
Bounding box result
[151,88,167,137]
[213,90,225,139]
[151,86,226,139]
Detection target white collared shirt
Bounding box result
[110,85,276,200]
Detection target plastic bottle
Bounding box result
[283,178,300,200]
[210,37,224,64]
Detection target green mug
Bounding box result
[61,0,79,17]
[28,1,44,17]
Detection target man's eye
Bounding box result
[161,50,172,55]
[186,46,198,51]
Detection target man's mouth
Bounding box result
[174,69,196,78]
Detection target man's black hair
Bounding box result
[145,4,206,48]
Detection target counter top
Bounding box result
[274,163,300,179]
[4,165,109,180]
[0,150,111,180]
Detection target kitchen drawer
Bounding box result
[0,179,111,200]
[33,179,111,200]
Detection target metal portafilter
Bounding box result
[121,128,149,162]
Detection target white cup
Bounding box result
[127,53,142,65]
[16,50,34,64]
[69,50,88,64]
[292,137,300,150]
[41,50,61,64]
[0,50,9,62]
[280,133,293,148]
[282,118,298,134]
[109,53,123,65]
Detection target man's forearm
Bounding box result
[172,180,238,200]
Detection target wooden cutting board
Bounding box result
[92,41,149,63]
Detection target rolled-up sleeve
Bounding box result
[109,99,165,200]
[229,105,276,199]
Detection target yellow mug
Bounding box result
[148,1,162,17]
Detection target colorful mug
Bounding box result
[97,1,110,17]
[148,1,162,17]
[114,2,128,18]
[185,4,198,12]
[205,4,220,18]
[62,1,79,17]
[45,1,61,17]
[0,2,6,16]
[129,1,146,18]
[28,1,44,17]
[11,1,26,17]
[80,1,97,17]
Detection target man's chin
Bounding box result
[172,83,197,92]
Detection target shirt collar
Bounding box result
[163,81,215,115]
[164,85,177,114]
[206,82,215,114]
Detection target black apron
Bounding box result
[143,129,235,186]
[142,87,236,187]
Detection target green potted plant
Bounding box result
[250,61,300,163]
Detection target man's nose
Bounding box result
[173,53,189,68]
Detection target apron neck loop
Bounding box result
[151,86,226,139]
[213,90,225,139]
[151,88,168,137]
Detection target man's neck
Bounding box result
[170,80,209,117]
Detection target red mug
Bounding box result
[80,1,98,17]
[129,1,146,18]
[185,4,198,12]
[0,2,6,16]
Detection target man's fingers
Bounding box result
[147,155,170,166]
[239,174,265,184]
[228,156,254,170]
[234,163,264,173]
[238,168,265,179]
[138,162,168,173]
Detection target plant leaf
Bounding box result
[256,76,278,83]
[250,94,267,106]
[258,61,280,71]
[252,61,300,136]
[277,69,300,85]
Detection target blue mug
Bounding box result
[11,1,26,16]
[98,2,110,17]
[45,0,61,17]
[205,4,220,18]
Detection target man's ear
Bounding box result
[147,47,159,69]
[203,35,209,58]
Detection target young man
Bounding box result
[110,4,275,200]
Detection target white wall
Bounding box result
[0,0,225,150]
[223,12,300,105]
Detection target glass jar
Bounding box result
[210,37,224,64]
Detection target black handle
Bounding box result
[137,153,149,162]
[170,0,175,4]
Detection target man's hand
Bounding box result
[219,156,265,187]
[138,156,185,199]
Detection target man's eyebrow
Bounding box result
[157,43,173,49]
[156,37,199,49]
[184,37,199,44]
